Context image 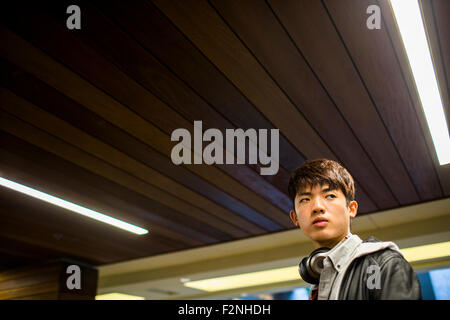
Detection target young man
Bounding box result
[288,158,421,300]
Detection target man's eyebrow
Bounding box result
[297,187,337,197]
[322,187,337,193]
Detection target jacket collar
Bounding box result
[326,233,362,272]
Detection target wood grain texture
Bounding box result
[377,0,450,196]
[0,3,293,225]
[94,0,305,173]
[0,0,448,272]
[0,25,285,231]
[0,260,98,300]
[268,0,422,207]
[322,0,442,201]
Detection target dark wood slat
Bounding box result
[1,4,291,226]
[267,0,420,207]
[0,235,95,268]
[0,57,264,239]
[0,25,287,231]
[0,96,232,244]
[0,251,40,272]
[0,260,97,300]
[32,0,292,212]
[378,0,450,196]
[0,114,239,250]
[425,0,450,194]
[90,0,305,174]
[0,142,206,252]
[14,292,58,300]
[430,0,450,132]
[150,0,379,212]
[318,0,443,201]
[0,206,127,264]
[0,281,58,300]
[0,88,264,238]
[0,188,170,263]
[150,0,331,159]
[0,264,60,291]
[0,119,226,247]
[211,0,416,211]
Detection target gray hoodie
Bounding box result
[309,233,403,300]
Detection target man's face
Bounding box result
[289,184,358,249]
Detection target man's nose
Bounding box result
[311,197,326,214]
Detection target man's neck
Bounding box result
[313,232,351,249]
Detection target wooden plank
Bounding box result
[0,208,123,264]
[0,123,222,247]
[0,149,192,257]
[0,235,89,267]
[14,292,59,300]
[31,0,293,212]
[430,0,450,132]
[0,117,230,250]
[1,4,292,225]
[424,0,450,194]
[0,26,287,231]
[377,0,450,196]
[211,0,417,210]
[150,0,380,212]
[0,87,265,242]
[319,0,444,201]
[0,260,97,300]
[0,189,165,262]
[0,281,59,300]
[267,0,422,206]
[0,265,60,291]
[0,58,260,239]
[0,95,242,245]
[81,0,305,173]
[151,0,331,158]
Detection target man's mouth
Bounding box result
[312,218,329,226]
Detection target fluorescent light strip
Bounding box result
[96,293,145,300]
[184,266,300,292]
[401,241,450,263]
[184,241,450,292]
[0,177,148,235]
[390,0,450,165]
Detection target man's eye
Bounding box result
[326,194,336,199]
[300,198,309,203]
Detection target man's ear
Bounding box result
[348,200,358,219]
[289,209,299,227]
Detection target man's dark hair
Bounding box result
[288,158,355,210]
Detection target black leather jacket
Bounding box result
[337,237,422,300]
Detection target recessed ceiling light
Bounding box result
[0,177,148,235]
[390,0,450,165]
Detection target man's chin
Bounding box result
[308,230,337,246]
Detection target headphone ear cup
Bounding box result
[299,256,319,285]
[298,247,330,285]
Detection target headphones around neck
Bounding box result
[298,247,330,285]
[298,234,352,284]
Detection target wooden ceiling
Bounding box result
[0,0,449,271]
